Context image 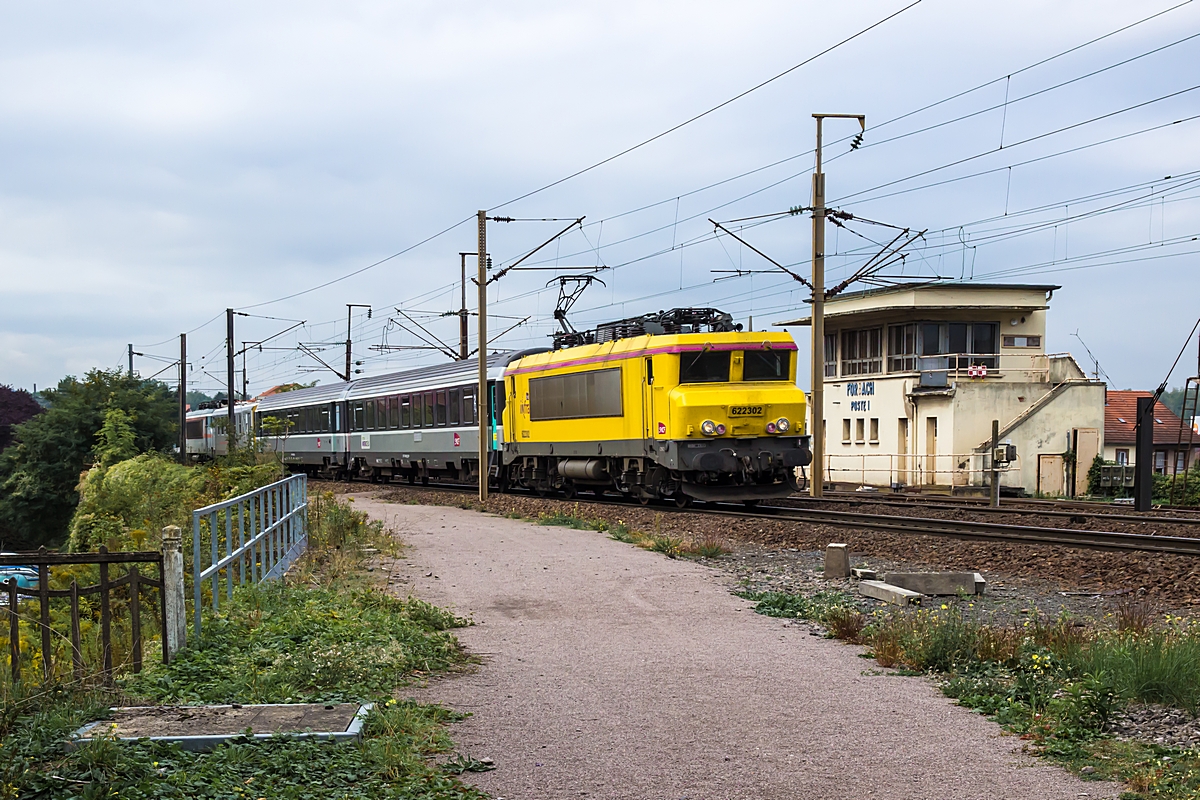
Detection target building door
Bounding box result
[897,418,909,485]
[1073,427,1099,496]
[1038,454,1065,497]
[924,416,937,485]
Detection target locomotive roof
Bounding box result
[504,330,796,374]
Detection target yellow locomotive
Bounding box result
[500,309,812,505]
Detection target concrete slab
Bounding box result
[859,580,924,606]
[851,567,878,581]
[824,543,851,579]
[70,703,371,752]
[883,572,979,596]
[974,572,988,595]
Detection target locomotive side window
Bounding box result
[680,351,730,383]
[529,367,622,421]
[449,389,461,425]
[743,350,789,381]
[186,419,204,439]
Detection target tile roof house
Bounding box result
[1103,390,1199,474]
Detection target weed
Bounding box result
[683,532,730,559]
[825,607,867,644]
[1113,598,1157,636]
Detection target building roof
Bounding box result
[1104,390,1190,445]
[773,281,1061,327]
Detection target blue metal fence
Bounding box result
[191,474,307,642]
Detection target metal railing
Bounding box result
[823,451,1021,489]
[191,474,307,642]
[2,546,167,685]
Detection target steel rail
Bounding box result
[788,495,1200,527]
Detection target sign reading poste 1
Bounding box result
[845,380,875,412]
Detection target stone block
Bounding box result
[850,567,877,581]
[882,572,979,596]
[824,543,851,579]
[973,572,987,595]
[859,580,922,606]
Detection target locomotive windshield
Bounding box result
[743,350,790,381]
[679,351,730,383]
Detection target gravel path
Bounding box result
[354,496,1116,800]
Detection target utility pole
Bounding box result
[345,304,371,382]
[990,419,1000,507]
[477,212,489,503]
[1134,395,1155,511]
[179,333,187,464]
[128,344,134,375]
[810,113,866,498]
[241,345,249,401]
[459,252,475,360]
[226,308,236,450]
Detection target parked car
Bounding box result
[0,555,40,604]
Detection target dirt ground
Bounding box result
[354,494,1117,800]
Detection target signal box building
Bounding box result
[775,283,1106,496]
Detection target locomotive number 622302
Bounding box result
[728,405,764,417]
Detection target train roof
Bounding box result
[256,350,546,410]
[186,401,255,420]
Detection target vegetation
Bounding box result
[0,370,177,549]
[1,494,485,800]
[535,506,731,559]
[0,384,42,453]
[741,590,1200,798]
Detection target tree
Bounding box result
[0,370,177,549]
[0,385,43,454]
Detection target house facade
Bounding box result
[775,283,1107,497]
[1103,390,1200,474]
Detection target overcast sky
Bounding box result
[2,0,1198,396]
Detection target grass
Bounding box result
[532,506,731,560]
[740,588,1200,798]
[0,493,485,800]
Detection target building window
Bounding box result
[919,322,999,369]
[888,324,918,372]
[824,333,838,378]
[1154,451,1167,474]
[1177,452,1188,473]
[855,418,865,443]
[842,419,851,443]
[1115,449,1129,466]
[869,418,879,443]
[1003,335,1041,348]
[841,328,883,376]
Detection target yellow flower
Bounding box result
[940,604,948,610]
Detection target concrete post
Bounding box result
[161,525,187,661]
[824,543,851,579]
[990,419,1000,508]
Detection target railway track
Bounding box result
[333,479,1200,557]
[789,494,1200,528]
[822,490,1200,520]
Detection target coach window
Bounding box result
[400,395,411,428]
[376,398,387,431]
[680,351,730,383]
[364,399,376,430]
[743,350,789,381]
[449,388,461,426]
[435,390,448,426]
[463,387,477,425]
[423,392,435,427]
[352,401,365,432]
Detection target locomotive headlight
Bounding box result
[701,420,717,436]
[766,422,777,434]
[776,417,790,433]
